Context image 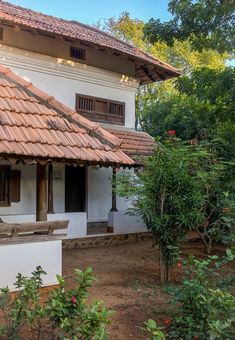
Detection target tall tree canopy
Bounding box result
[144,0,235,55]
[98,12,229,129]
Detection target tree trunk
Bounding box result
[159,249,170,283]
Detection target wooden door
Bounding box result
[65,165,86,212]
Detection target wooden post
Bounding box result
[36,163,47,221]
[110,168,118,212]
[47,164,54,214]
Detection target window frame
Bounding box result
[75,94,125,125]
[70,46,86,61]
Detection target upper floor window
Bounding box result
[70,46,86,61]
[75,94,125,125]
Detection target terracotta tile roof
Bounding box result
[0,64,134,166]
[103,125,155,158]
[0,1,181,84]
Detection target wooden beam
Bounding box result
[0,220,69,235]
[36,163,47,221]
[47,164,54,214]
[110,168,118,212]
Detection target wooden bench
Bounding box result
[0,220,69,244]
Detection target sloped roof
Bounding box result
[0,1,181,84]
[0,64,134,166]
[103,125,155,158]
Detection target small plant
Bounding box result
[0,266,112,339]
[143,319,165,340]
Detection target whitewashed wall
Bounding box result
[0,163,87,238]
[0,45,138,128]
[108,210,147,234]
[0,164,64,215]
[0,240,62,291]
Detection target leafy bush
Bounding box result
[0,266,111,339]
[167,250,235,339]
[143,250,235,339]
[117,138,235,281]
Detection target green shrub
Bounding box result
[143,250,235,339]
[0,266,112,339]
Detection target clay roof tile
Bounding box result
[0,64,134,166]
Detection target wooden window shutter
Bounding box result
[0,27,3,41]
[9,170,21,202]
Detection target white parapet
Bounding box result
[108,210,147,234]
[0,240,61,291]
[0,212,87,239]
[48,213,87,238]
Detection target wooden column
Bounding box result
[47,164,54,214]
[110,168,118,212]
[36,163,47,221]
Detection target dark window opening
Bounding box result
[0,166,21,207]
[75,94,125,125]
[0,28,3,41]
[70,46,86,60]
[0,166,10,206]
[65,165,86,212]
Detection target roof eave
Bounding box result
[0,18,181,84]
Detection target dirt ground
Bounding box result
[62,240,235,340]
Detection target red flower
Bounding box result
[167,130,176,136]
[71,296,77,304]
[222,207,230,213]
[193,336,199,340]
[177,262,182,268]
[163,317,172,326]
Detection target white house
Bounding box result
[0,1,180,239]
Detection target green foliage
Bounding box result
[117,139,235,275]
[144,0,235,54]
[98,11,228,72]
[98,11,228,130]
[142,67,235,151]
[143,319,166,340]
[0,267,111,339]
[166,250,235,339]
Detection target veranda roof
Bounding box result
[0,1,180,84]
[0,64,134,167]
[102,125,155,158]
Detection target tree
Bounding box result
[97,12,228,128]
[117,138,234,281]
[144,0,235,55]
[142,67,235,159]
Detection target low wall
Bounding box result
[63,232,151,250]
[0,240,61,291]
[48,213,87,238]
[108,210,147,234]
[0,212,87,238]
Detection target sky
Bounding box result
[4,0,172,25]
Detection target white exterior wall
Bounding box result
[0,45,138,128]
[0,240,62,291]
[0,45,142,233]
[87,167,112,222]
[0,163,86,238]
[108,210,147,234]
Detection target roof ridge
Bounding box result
[0,1,181,77]
[0,1,145,53]
[0,64,123,149]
